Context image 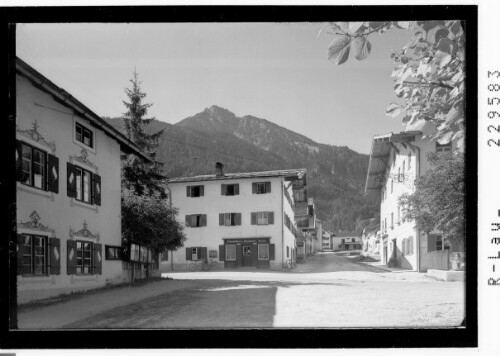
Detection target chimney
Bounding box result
[215,162,224,177]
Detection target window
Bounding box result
[19,235,48,275]
[436,142,452,153]
[20,143,46,190]
[220,213,241,226]
[191,247,199,261]
[75,167,93,203]
[105,245,123,260]
[257,212,269,225]
[251,212,274,225]
[221,183,239,196]
[436,235,443,251]
[225,245,236,261]
[187,185,204,197]
[76,241,94,274]
[243,246,252,255]
[253,182,271,194]
[209,249,218,258]
[186,214,207,227]
[75,122,94,148]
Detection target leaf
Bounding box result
[348,22,364,34]
[352,37,372,61]
[437,131,453,145]
[328,34,351,65]
[436,38,456,56]
[396,21,411,29]
[386,103,402,117]
[434,28,449,43]
[332,22,349,33]
[449,21,463,36]
[426,25,446,44]
[434,50,452,67]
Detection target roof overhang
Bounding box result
[168,168,306,184]
[16,57,151,162]
[364,131,421,193]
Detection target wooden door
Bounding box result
[242,244,253,267]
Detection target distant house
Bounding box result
[365,130,464,271]
[331,232,362,251]
[293,186,318,255]
[15,58,149,303]
[163,163,306,270]
[321,229,334,251]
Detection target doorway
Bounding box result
[242,244,253,267]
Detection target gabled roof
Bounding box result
[16,57,151,162]
[364,131,422,193]
[168,168,306,184]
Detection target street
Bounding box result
[18,252,465,329]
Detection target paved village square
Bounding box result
[18,252,464,329]
[13,21,467,331]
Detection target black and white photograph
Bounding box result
[2,4,480,350]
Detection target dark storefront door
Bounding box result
[242,244,253,267]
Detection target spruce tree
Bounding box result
[121,70,166,198]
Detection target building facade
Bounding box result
[15,58,148,303]
[365,131,461,271]
[162,165,306,271]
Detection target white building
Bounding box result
[163,163,306,270]
[365,130,459,271]
[15,58,148,303]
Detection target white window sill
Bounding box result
[17,183,54,201]
[70,198,98,212]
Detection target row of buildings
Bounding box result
[14,57,332,303]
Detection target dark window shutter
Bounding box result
[185,215,191,227]
[67,239,77,275]
[251,212,257,225]
[186,248,191,261]
[268,212,274,225]
[93,173,101,206]
[17,234,25,275]
[200,185,204,196]
[235,213,242,226]
[266,182,271,193]
[428,234,436,252]
[252,183,257,194]
[201,214,207,227]
[270,244,275,260]
[219,245,225,261]
[67,162,77,198]
[94,243,103,274]
[48,237,61,275]
[234,184,239,195]
[219,213,224,226]
[201,247,207,259]
[16,140,23,182]
[186,186,191,197]
[47,154,59,193]
[221,184,226,195]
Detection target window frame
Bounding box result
[225,244,236,261]
[76,240,94,275]
[436,142,452,153]
[75,122,94,149]
[189,185,203,197]
[256,182,270,194]
[223,184,239,196]
[75,166,94,204]
[257,211,269,225]
[20,234,49,276]
[258,244,269,260]
[20,142,47,191]
[105,245,123,260]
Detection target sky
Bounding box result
[17,22,409,154]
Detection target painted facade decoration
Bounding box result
[365,130,463,272]
[15,57,147,304]
[162,164,307,271]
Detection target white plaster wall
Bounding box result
[16,74,125,303]
[167,176,295,270]
[379,135,455,270]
